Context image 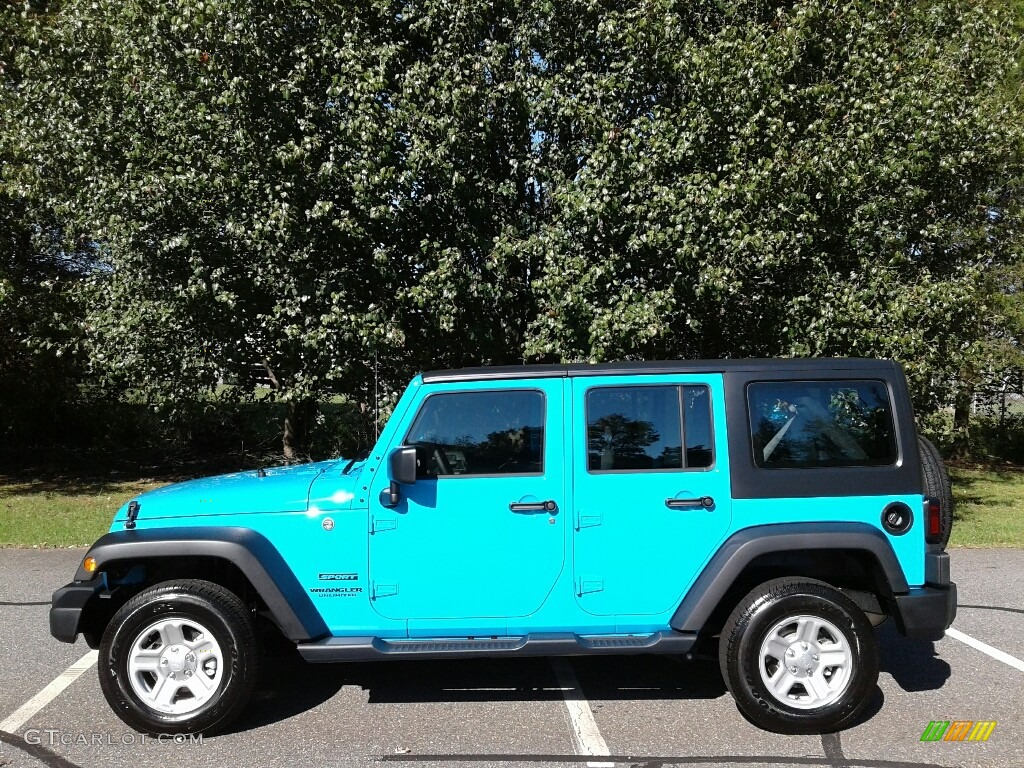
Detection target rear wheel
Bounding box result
[98,579,258,735]
[720,578,879,734]
[918,435,953,547]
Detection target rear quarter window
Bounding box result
[748,380,898,469]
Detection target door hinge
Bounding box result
[372,582,399,599]
[370,514,397,534]
[574,510,603,530]
[576,577,604,596]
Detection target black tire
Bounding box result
[98,579,259,735]
[918,435,953,548]
[719,578,879,734]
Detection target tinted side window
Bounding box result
[748,380,897,469]
[586,385,713,472]
[405,390,544,477]
[684,385,714,469]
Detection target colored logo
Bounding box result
[920,721,996,742]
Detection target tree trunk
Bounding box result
[283,399,315,462]
[951,381,973,460]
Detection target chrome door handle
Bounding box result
[665,496,715,509]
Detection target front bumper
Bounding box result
[50,581,102,643]
[890,552,957,641]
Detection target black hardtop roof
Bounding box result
[421,358,901,384]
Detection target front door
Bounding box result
[368,379,567,625]
[571,375,732,616]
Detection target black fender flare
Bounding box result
[75,527,329,642]
[669,522,909,632]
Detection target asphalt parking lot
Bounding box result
[0,548,1021,768]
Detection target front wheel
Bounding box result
[98,579,259,735]
[719,578,879,734]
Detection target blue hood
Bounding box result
[112,459,351,525]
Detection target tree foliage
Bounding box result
[1,3,88,442]
[527,3,1021,383]
[5,0,1023,457]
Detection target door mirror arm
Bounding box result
[382,481,400,507]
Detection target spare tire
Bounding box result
[918,435,953,548]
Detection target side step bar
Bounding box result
[297,630,696,663]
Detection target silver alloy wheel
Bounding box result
[758,614,853,711]
[126,618,224,716]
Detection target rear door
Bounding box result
[571,374,732,616]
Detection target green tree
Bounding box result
[943,0,1024,457]
[7,0,1024,462]
[8,0,539,458]
[524,1,1024,415]
[1,2,86,446]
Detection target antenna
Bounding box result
[374,350,380,440]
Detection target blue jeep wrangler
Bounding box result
[50,359,956,736]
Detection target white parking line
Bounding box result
[549,657,614,768]
[0,650,98,733]
[946,627,1024,673]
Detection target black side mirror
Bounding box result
[391,446,418,485]
[382,446,418,506]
